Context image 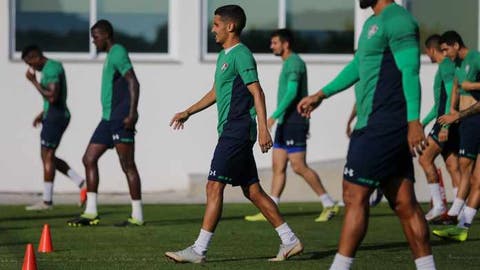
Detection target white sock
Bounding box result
[458,206,477,229]
[193,229,213,255]
[452,187,458,199]
[84,192,98,216]
[319,193,335,208]
[43,182,54,203]
[275,223,298,246]
[448,198,465,216]
[67,169,84,187]
[131,200,143,222]
[329,253,354,270]
[428,183,444,209]
[269,195,280,205]
[414,255,436,270]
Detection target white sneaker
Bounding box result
[268,240,304,262]
[425,206,446,221]
[25,201,53,211]
[165,246,206,264]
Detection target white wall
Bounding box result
[0,0,437,193]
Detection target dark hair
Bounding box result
[424,34,441,51]
[214,5,246,34]
[91,19,114,38]
[21,44,42,59]
[440,30,465,48]
[271,29,295,49]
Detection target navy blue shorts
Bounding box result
[40,116,70,149]
[208,137,259,186]
[459,115,480,160]
[89,119,135,148]
[428,122,460,156]
[344,127,414,188]
[273,124,308,154]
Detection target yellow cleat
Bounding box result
[244,212,267,222]
[315,203,340,222]
[433,226,468,242]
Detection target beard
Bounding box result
[359,0,378,9]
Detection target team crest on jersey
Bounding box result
[221,63,229,72]
[465,64,470,73]
[368,24,378,39]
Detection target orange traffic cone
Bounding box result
[22,243,37,270]
[38,224,53,253]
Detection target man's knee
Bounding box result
[118,154,136,173]
[418,154,433,169]
[290,160,307,175]
[342,183,370,207]
[206,181,225,197]
[445,158,459,174]
[459,158,473,172]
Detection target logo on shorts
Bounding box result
[286,140,295,146]
[112,134,120,140]
[459,149,466,155]
[221,63,229,72]
[209,170,216,176]
[368,24,378,39]
[344,167,354,177]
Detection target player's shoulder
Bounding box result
[439,57,455,70]
[286,53,306,69]
[110,44,129,56]
[44,59,64,74]
[381,3,417,28]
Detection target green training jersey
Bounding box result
[101,44,133,120]
[456,50,480,100]
[40,59,69,119]
[323,3,420,131]
[214,43,258,141]
[275,53,309,125]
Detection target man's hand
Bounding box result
[123,112,138,130]
[461,81,475,91]
[170,111,190,130]
[438,128,449,143]
[32,114,42,128]
[346,124,353,138]
[26,68,37,84]
[258,127,273,153]
[267,117,276,131]
[438,110,460,125]
[297,93,323,118]
[408,120,427,157]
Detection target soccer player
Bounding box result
[244,29,338,223]
[22,45,86,211]
[165,5,303,263]
[432,32,480,241]
[418,34,460,222]
[433,31,480,225]
[67,20,143,227]
[297,1,435,269]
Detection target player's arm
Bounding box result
[461,81,480,91]
[33,111,43,128]
[449,78,460,114]
[439,101,480,125]
[269,80,298,126]
[123,69,140,130]
[170,85,216,130]
[25,69,59,103]
[297,55,359,118]
[247,82,273,153]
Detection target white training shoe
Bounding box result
[425,206,446,222]
[165,246,206,264]
[268,240,304,262]
[25,201,53,211]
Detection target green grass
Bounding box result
[0,203,478,269]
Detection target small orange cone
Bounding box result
[38,224,53,253]
[22,243,37,270]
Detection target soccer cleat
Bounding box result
[114,217,145,227]
[268,240,304,262]
[369,188,384,207]
[79,187,87,207]
[431,215,458,226]
[67,214,100,227]
[432,226,468,242]
[244,212,267,222]
[25,201,53,211]
[165,246,206,264]
[315,203,340,222]
[425,206,447,222]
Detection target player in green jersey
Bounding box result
[22,45,86,211]
[298,1,434,269]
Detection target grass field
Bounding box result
[0,202,478,269]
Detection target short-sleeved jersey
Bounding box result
[354,3,419,131]
[101,44,133,120]
[214,43,258,141]
[40,59,69,119]
[456,50,480,101]
[277,53,309,125]
[434,58,456,117]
